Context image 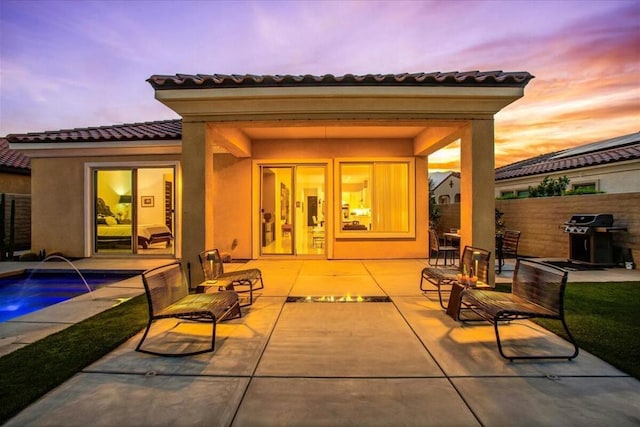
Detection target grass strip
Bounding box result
[0,294,148,424]
[496,281,640,379]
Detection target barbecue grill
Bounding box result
[563,213,627,265]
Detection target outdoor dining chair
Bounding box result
[428,229,458,267]
[499,230,521,268]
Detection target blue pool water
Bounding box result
[0,271,138,322]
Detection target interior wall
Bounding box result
[137,168,172,225]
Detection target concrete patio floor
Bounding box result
[2,258,640,426]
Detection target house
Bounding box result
[7,71,533,284]
[1,138,31,194]
[495,132,640,198]
[429,171,461,204]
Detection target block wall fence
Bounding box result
[436,192,639,265]
[1,193,31,253]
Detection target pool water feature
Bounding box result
[0,271,138,322]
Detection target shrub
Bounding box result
[528,175,570,197]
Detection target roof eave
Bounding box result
[9,139,182,158]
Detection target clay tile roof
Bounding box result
[147,71,534,90]
[495,132,640,181]
[5,119,181,144]
[0,138,31,173]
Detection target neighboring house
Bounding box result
[1,138,32,254]
[8,71,533,284]
[429,171,461,204]
[495,132,640,198]
[0,138,31,194]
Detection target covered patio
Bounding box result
[148,72,535,286]
[4,258,639,426]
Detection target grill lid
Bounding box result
[565,214,613,227]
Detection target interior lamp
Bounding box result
[118,195,132,220]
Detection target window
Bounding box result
[516,189,529,198]
[500,191,514,198]
[337,159,414,237]
[572,182,596,192]
[438,195,450,204]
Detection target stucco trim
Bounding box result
[154,86,525,119]
[10,140,181,158]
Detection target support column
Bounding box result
[460,119,496,285]
[181,121,214,287]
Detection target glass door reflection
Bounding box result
[260,166,293,255]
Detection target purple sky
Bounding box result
[1,0,638,168]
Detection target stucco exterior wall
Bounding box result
[250,138,429,259]
[0,172,30,194]
[31,154,180,258]
[213,154,252,259]
[495,160,640,197]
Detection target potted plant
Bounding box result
[495,208,505,234]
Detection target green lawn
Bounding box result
[496,281,640,379]
[0,295,148,424]
[535,281,640,379]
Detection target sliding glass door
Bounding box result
[260,165,325,256]
[93,166,175,255]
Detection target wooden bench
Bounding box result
[136,261,241,357]
[460,258,579,361]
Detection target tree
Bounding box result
[428,178,441,229]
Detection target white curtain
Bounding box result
[372,163,408,232]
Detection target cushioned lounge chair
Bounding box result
[420,245,491,309]
[460,258,578,361]
[136,261,241,357]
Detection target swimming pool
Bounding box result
[0,271,139,322]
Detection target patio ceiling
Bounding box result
[240,125,427,140]
[208,121,466,158]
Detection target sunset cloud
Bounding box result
[1,0,637,170]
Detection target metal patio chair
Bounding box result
[198,248,264,306]
[499,229,521,267]
[428,229,458,267]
